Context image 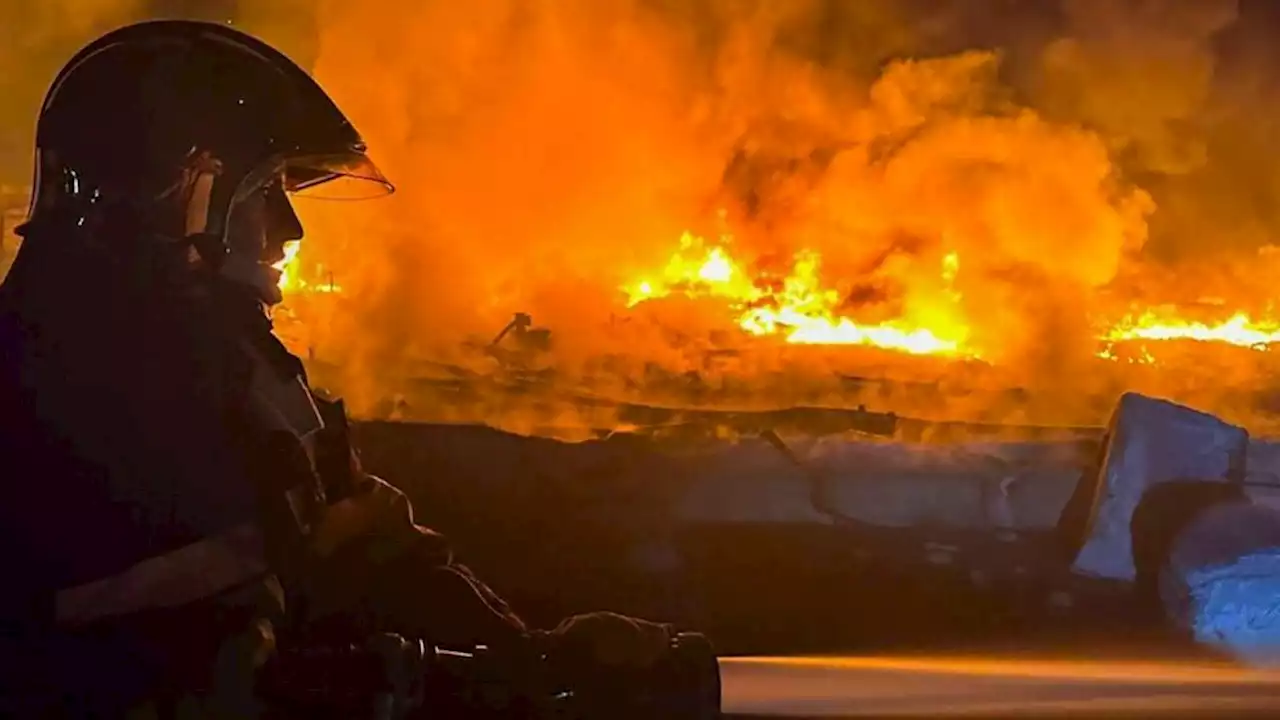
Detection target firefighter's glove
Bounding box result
[536,612,673,669]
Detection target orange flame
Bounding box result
[274,240,342,294]
[278,231,1280,362]
[618,233,1280,360]
[623,232,972,356]
[1105,311,1280,349]
[273,240,302,292]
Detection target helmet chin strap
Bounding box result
[183,169,216,237]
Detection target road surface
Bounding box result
[721,654,1280,717]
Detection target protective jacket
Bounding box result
[0,220,523,715]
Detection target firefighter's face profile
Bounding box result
[227,178,305,265]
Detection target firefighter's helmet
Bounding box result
[22,20,391,265]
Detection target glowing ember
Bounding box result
[624,233,971,356]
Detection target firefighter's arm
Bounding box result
[295,408,671,664]
[293,462,460,627]
[309,471,453,567]
[305,393,453,566]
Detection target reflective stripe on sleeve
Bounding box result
[55,523,269,628]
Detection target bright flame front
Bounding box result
[277,231,1280,362]
[623,233,971,356]
[1106,311,1280,349]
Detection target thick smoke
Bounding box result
[292,0,1208,430]
[7,0,1280,435]
[1031,0,1238,176]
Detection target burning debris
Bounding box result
[273,220,1280,438]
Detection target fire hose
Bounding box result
[258,630,722,719]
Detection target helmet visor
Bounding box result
[285,152,395,200]
[233,150,394,208]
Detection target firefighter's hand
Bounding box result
[310,473,451,565]
[537,612,673,669]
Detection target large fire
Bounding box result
[254,0,1280,436]
[8,0,1280,437]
